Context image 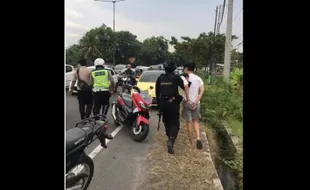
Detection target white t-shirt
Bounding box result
[181,73,204,103]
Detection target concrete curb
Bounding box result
[222,121,243,153]
[200,127,224,190]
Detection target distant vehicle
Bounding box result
[114,64,126,74]
[136,66,149,71]
[70,66,118,94]
[119,68,136,75]
[66,64,75,89]
[174,66,184,75]
[136,70,165,105]
[156,64,164,70]
[148,65,160,70]
[105,64,114,69]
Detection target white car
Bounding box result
[70,66,118,94]
[66,64,75,89]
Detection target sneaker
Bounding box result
[167,140,174,154]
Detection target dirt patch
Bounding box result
[137,121,220,190]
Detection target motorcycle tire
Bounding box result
[66,155,94,190]
[111,104,121,126]
[130,122,149,142]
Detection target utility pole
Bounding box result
[94,0,125,65]
[223,0,233,84]
[217,4,222,34]
[208,6,218,85]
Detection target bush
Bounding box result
[230,68,243,96]
[200,76,243,126]
[199,74,243,190]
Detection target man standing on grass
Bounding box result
[181,62,205,149]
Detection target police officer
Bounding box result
[91,58,115,119]
[155,61,190,154]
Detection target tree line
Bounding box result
[66,23,243,69]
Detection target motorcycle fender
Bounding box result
[137,115,149,125]
[132,108,139,113]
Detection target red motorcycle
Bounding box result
[111,86,152,142]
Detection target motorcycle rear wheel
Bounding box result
[66,155,94,190]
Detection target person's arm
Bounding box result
[90,70,94,87]
[155,76,161,106]
[194,78,205,104]
[70,71,77,92]
[108,72,115,91]
[178,75,189,101]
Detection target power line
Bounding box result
[233,8,243,21]
[236,41,243,48]
[219,0,226,25]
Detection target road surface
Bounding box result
[66,91,158,190]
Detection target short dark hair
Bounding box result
[79,59,87,66]
[182,73,189,78]
[184,62,196,71]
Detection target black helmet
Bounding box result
[163,60,176,72]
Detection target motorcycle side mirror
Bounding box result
[149,86,154,90]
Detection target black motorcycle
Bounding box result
[66,115,113,190]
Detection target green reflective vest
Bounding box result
[91,69,110,91]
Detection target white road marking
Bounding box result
[88,126,122,159]
[71,126,123,175]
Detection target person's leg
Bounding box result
[182,105,194,148]
[77,91,86,120]
[101,91,111,116]
[191,102,202,149]
[84,90,93,118]
[162,107,170,139]
[114,82,118,92]
[167,103,180,154]
[92,92,101,119]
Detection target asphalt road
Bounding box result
[66,90,158,190]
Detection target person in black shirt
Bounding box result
[155,61,189,154]
[123,64,135,76]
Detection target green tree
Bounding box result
[139,36,169,66]
[66,44,84,66]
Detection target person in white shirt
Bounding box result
[181,63,205,149]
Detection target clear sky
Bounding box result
[66,0,243,52]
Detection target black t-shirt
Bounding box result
[155,73,185,99]
[123,68,135,76]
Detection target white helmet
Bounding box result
[94,58,105,66]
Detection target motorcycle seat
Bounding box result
[121,93,133,107]
[66,128,87,153]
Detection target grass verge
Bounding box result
[227,118,243,139]
[137,120,220,190]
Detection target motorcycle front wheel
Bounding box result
[66,155,94,190]
[130,122,149,142]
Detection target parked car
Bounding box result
[136,66,150,71]
[70,66,118,94]
[136,70,165,106]
[66,64,75,89]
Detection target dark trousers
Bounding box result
[77,90,93,120]
[160,100,180,139]
[93,91,111,117]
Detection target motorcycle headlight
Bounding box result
[139,101,147,109]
